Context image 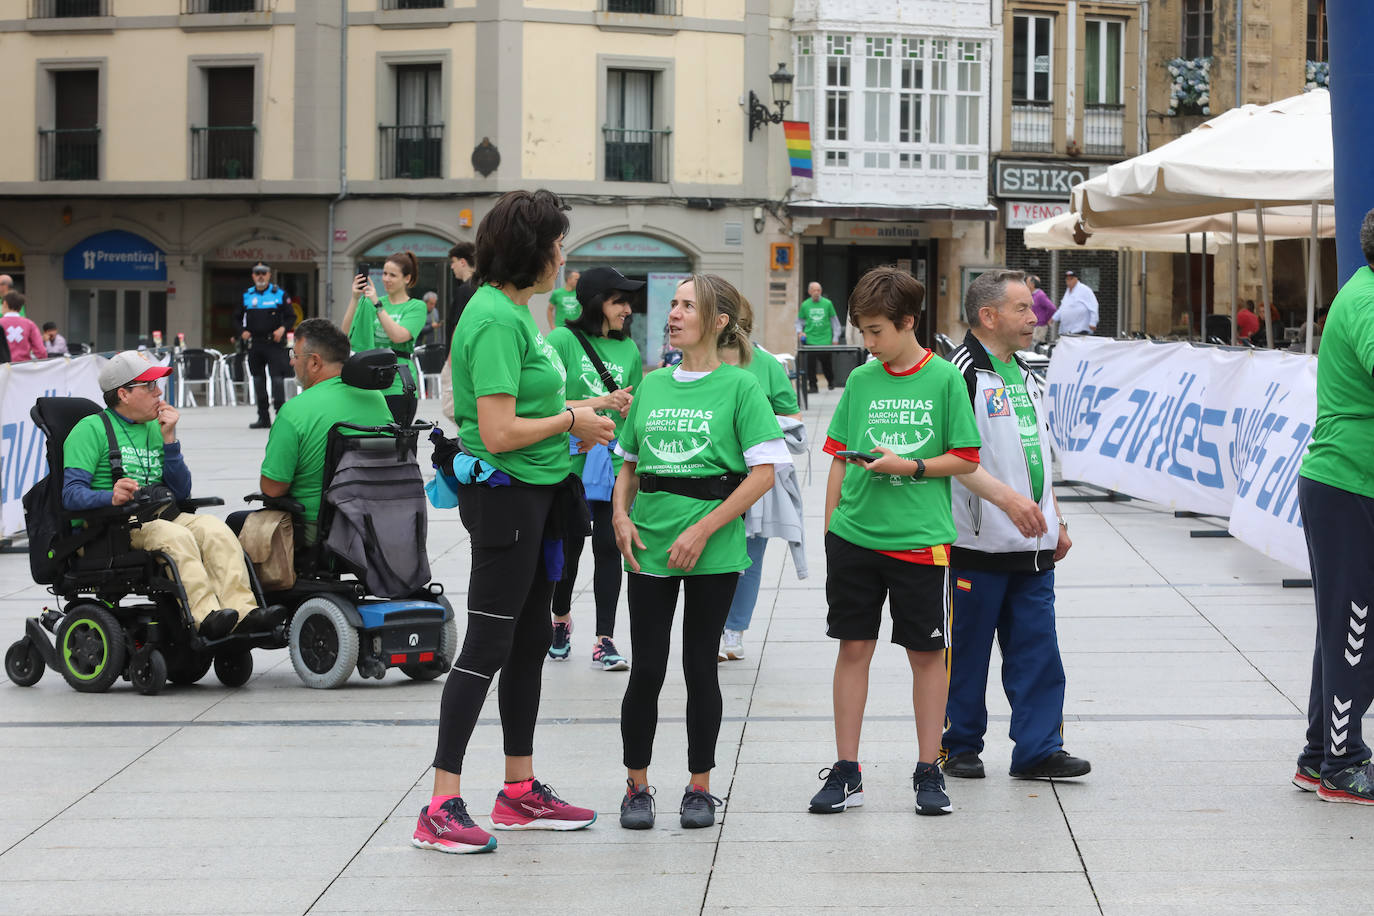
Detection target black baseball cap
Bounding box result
[576,266,645,304]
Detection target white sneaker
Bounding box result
[720,629,745,661]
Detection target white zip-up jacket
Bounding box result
[947,331,1059,572]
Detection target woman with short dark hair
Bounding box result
[413,189,616,856]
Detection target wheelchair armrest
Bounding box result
[69,504,139,525]
[244,492,307,517]
[178,497,225,513]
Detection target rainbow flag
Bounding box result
[783,121,813,178]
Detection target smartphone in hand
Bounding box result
[836,450,881,463]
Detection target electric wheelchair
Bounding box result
[4,397,280,695]
[241,349,455,689]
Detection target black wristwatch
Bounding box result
[911,458,926,479]
[372,298,385,309]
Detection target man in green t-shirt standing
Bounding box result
[252,319,394,542]
[546,270,581,330]
[62,351,259,639]
[1293,209,1374,804]
[797,281,841,393]
[942,269,1090,782]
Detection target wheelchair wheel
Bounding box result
[288,596,359,689]
[5,638,45,687]
[167,653,213,686]
[400,616,458,682]
[214,650,254,688]
[55,605,127,693]
[130,648,168,696]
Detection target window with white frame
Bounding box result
[1084,19,1123,105]
[795,35,815,129]
[799,31,986,175]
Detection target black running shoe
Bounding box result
[548,620,571,660]
[913,762,952,816]
[1318,762,1374,805]
[1010,750,1092,780]
[942,751,986,779]
[679,785,723,829]
[808,760,863,814]
[620,779,656,829]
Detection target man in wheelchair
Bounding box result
[62,351,273,640]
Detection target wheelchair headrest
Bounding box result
[341,349,398,391]
[31,397,103,446]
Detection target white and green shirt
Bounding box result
[545,326,643,475]
[989,353,1044,503]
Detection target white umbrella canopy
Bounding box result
[1025,206,1336,252]
[1072,90,1333,229]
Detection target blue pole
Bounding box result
[1328,1,1374,283]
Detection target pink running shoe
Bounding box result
[490,780,598,831]
[412,797,497,854]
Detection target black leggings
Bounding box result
[621,572,738,774]
[433,484,556,774]
[552,500,622,636]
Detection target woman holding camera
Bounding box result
[341,250,428,425]
[413,189,615,856]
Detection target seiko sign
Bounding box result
[995,160,1091,200]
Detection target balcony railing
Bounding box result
[604,127,671,182]
[30,0,108,16]
[600,0,680,13]
[182,0,259,12]
[379,124,444,179]
[1083,103,1125,156]
[39,128,99,180]
[381,0,444,8]
[1010,101,1053,153]
[191,125,256,179]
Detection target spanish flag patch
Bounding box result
[956,578,972,592]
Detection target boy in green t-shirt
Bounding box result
[810,267,981,818]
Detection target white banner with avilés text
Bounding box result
[1044,337,1315,573]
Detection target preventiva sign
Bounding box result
[995,160,1091,200]
[63,230,167,282]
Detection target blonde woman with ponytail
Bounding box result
[611,274,788,831]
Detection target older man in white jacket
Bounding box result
[942,269,1091,781]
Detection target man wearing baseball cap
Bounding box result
[1055,270,1098,335]
[235,262,295,429]
[62,350,266,639]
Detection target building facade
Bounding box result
[785,0,1001,346]
[0,0,799,362]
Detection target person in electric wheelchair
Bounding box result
[5,352,281,695]
[234,343,455,689]
[63,351,274,639]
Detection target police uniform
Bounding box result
[235,281,295,425]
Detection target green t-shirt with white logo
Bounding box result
[742,344,800,415]
[800,296,837,344]
[549,288,581,326]
[989,353,1044,503]
[451,284,570,486]
[1302,266,1374,498]
[545,326,644,475]
[260,376,394,533]
[620,364,781,576]
[348,296,429,396]
[825,354,981,552]
[65,410,164,490]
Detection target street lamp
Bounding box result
[747,62,794,142]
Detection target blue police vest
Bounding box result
[243,284,286,312]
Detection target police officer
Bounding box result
[235,262,294,429]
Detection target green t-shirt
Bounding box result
[825,354,981,552]
[450,284,570,485]
[545,326,644,475]
[260,376,394,532]
[348,296,428,396]
[742,345,800,415]
[1301,265,1374,497]
[620,365,781,576]
[800,296,837,344]
[549,288,581,326]
[64,409,164,489]
[989,353,1044,503]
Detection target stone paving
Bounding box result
[1,389,1369,915]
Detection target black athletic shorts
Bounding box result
[824,531,951,652]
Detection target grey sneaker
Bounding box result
[679,785,723,829]
[913,762,952,816]
[619,779,656,829]
[720,629,745,661]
